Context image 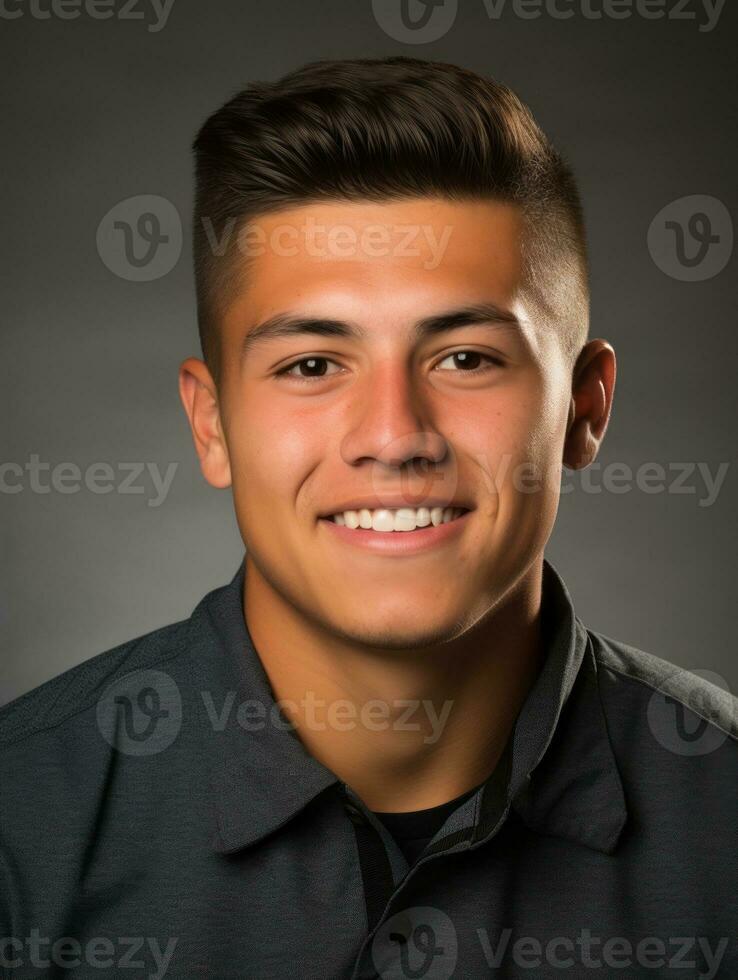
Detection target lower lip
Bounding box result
[318,511,473,555]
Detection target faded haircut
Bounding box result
[192,56,589,383]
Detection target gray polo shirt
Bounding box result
[1,559,736,979]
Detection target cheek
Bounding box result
[452,389,544,472]
[226,399,323,511]
[453,383,566,514]
[504,387,569,530]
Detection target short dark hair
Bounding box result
[192,56,589,383]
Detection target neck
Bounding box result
[243,556,545,812]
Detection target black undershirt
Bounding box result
[370,783,482,864]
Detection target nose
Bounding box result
[339,360,449,472]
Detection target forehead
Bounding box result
[222,197,526,339]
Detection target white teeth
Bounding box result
[393,508,417,532]
[329,505,467,531]
[372,509,396,533]
[415,507,431,527]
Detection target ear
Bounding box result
[178,357,232,489]
[563,340,617,470]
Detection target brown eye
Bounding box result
[280,357,341,380]
[436,351,497,372]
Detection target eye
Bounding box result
[276,356,343,381]
[434,350,501,373]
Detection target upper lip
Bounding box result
[319,495,474,517]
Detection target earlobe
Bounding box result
[178,357,232,489]
[562,340,616,471]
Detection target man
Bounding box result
[1,57,735,979]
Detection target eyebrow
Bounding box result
[240,302,522,359]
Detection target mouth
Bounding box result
[323,505,471,532]
[318,505,473,556]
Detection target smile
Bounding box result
[329,506,468,532]
[319,506,473,556]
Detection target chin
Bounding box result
[330,610,467,651]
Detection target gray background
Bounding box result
[2,0,736,706]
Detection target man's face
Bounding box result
[213,198,573,647]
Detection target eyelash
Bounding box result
[275,351,503,382]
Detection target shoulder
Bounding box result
[587,626,738,744]
[0,615,193,752]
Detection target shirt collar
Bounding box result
[187,556,626,856]
[187,564,339,854]
[504,561,627,855]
